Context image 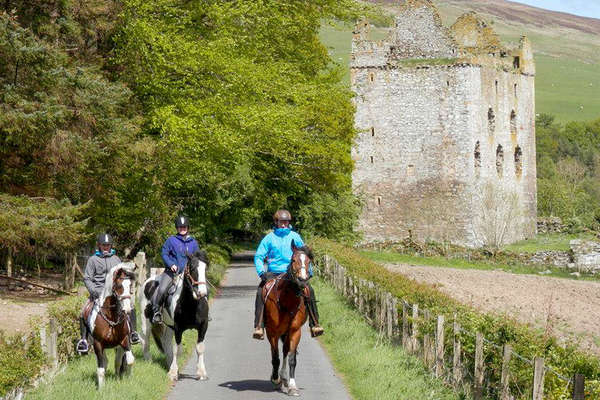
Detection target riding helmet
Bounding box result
[273,209,292,223]
[175,215,190,228]
[97,233,113,245]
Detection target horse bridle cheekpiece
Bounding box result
[185,261,207,297]
[100,269,132,327]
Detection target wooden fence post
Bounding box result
[411,303,419,353]
[500,344,512,400]
[391,296,399,341]
[572,374,585,400]
[64,253,76,290]
[532,357,545,400]
[48,318,58,368]
[474,332,484,400]
[435,315,445,378]
[453,318,462,387]
[134,251,146,293]
[423,309,432,367]
[402,302,409,348]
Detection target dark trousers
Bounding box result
[151,271,175,312]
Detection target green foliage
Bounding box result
[47,295,87,362]
[0,330,46,397]
[114,0,369,241]
[536,114,600,230]
[313,237,600,399]
[0,194,89,256]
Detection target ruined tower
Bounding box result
[351,0,536,247]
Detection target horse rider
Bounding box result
[252,209,324,340]
[76,233,141,354]
[150,216,200,324]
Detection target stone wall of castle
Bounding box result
[351,2,536,247]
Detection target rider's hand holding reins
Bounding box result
[171,265,177,273]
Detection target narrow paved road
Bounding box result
[168,251,351,399]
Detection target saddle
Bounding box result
[81,298,100,334]
[261,276,310,302]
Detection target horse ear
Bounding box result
[112,268,123,282]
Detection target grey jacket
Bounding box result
[83,253,122,299]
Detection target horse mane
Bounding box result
[100,262,137,303]
[294,245,314,261]
[188,249,210,269]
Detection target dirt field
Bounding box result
[0,298,50,335]
[385,263,600,355]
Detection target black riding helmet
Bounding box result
[175,215,190,229]
[97,233,113,246]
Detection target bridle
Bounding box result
[184,261,207,298]
[99,275,132,327]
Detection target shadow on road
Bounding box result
[217,285,258,298]
[218,379,277,393]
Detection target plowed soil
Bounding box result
[385,263,600,355]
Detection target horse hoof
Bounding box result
[196,375,209,381]
[271,378,281,388]
[288,388,300,396]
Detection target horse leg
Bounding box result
[269,334,281,387]
[195,322,208,380]
[141,295,151,360]
[94,341,106,389]
[115,347,124,378]
[287,329,302,396]
[279,335,290,392]
[167,328,179,381]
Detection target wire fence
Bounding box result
[316,254,588,400]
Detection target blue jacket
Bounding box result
[254,227,311,276]
[161,234,199,274]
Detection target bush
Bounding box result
[0,331,45,397]
[312,237,600,399]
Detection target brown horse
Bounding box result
[83,263,136,388]
[264,241,313,396]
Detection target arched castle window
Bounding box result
[514,146,522,177]
[368,72,375,83]
[488,108,495,135]
[496,145,504,177]
[510,110,517,134]
[474,141,481,169]
[377,196,382,206]
[370,156,374,164]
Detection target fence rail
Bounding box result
[316,254,586,400]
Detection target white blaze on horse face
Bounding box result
[299,254,308,280]
[197,261,208,297]
[121,278,132,313]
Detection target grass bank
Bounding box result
[313,237,600,399]
[313,278,460,400]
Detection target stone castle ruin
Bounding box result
[351,0,536,247]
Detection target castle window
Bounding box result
[370,156,374,164]
[514,146,522,177]
[495,80,498,94]
[371,127,375,137]
[369,72,375,83]
[488,108,495,135]
[447,81,450,87]
[514,83,517,97]
[510,110,517,134]
[474,141,481,169]
[513,56,520,69]
[496,145,504,177]
[377,196,382,206]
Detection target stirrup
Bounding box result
[152,312,163,324]
[252,327,264,340]
[130,331,141,345]
[76,339,89,355]
[310,326,324,338]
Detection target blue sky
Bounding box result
[513,0,600,19]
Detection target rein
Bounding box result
[99,285,130,327]
[185,264,206,287]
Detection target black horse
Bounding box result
[140,250,210,380]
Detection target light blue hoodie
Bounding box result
[254,227,311,276]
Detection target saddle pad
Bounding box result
[86,300,100,334]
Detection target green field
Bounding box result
[319,24,600,123]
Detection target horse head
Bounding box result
[184,250,209,300]
[111,263,136,313]
[288,240,313,289]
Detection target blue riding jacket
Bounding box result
[254,227,312,277]
[161,234,199,274]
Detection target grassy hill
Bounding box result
[320,0,600,122]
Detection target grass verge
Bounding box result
[25,328,196,400]
[504,232,595,253]
[313,278,460,400]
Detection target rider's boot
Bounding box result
[129,309,141,344]
[306,286,324,338]
[252,286,265,340]
[151,273,173,324]
[76,316,90,354]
